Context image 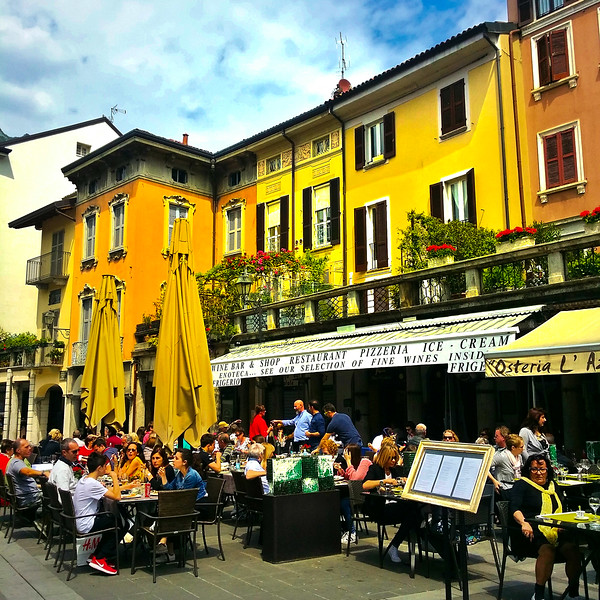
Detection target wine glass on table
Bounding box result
[589,495,600,529]
[581,458,591,479]
[575,461,583,481]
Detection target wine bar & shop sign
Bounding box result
[212,333,514,387]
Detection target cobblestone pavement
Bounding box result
[0,514,594,600]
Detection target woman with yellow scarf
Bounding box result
[510,454,582,600]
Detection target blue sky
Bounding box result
[0,0,507,150]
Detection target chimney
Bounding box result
[182,133,189,145]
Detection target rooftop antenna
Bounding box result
[336,32,349,79]
[110,104,126,123]
[332,33,351,97]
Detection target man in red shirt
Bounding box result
[0,439,13,506]
[249,405,271,441]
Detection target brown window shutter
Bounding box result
[430,182,444,220]
[383,112,396,159]
[560,129,577,184]
[354,125,365,170]
[302,187,312,250]
[537,35,551,86]
[466,168,477,225]
[354,207,367,272]
[374,201,389,268]
[549,29,569,81]
[544,133,560,188]
[452,80,466,130]
[517,0,533,25]
[279,195,289,251]
[329,178,340,245]
[440,86,452,135]
[256,203,265,252]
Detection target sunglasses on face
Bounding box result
[443,436,454,440]
[530,467,547,473]
[127,448,137,453]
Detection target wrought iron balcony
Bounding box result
[26,251,70,286]
[232,233,600,338]
[72,337,124,366]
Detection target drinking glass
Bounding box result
[589,495,600,528]
[575,462,583,480]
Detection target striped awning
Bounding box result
[212,306,542,387]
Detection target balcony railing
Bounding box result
[72,337,124,366]
[0,346,65,369]
[232,233,600,336]
[26,251,70,286]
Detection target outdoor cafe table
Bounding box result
[530,511,598,599]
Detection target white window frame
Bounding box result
[266,154,281,174]
[313,184,331,248]
[226,206,242,253]
[81,206,99,264]
[266,201,280,252]
[312,135,330,157]
[80,295,93,344]
[108,193,128,256]
[365,120,384,165]
[163,195,195,255]
[364,197,390,271]
[76,142,90,157]
[530,21,576,96]
[440,169,471,223]
[536,120,585,200]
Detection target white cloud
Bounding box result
[0,0,507,148]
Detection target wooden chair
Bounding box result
[197,477,226,560]
[131,488,199,583]
[244,475,264,549]
[58,488,120,581]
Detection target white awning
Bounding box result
[485,307,600,377]
[212,306,542,387]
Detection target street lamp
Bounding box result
[234,269,265,336]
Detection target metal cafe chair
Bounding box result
[197,476,226,560]
[131,488,199,583]
[58,488,120,581]
[230,470,248,541]
[44,482,65,568]
[5,473,39,544]
[243,475,264,549]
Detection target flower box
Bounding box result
[496,237,535,253]
[584,221,600,235]
[427,255,455,268]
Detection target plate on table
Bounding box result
[334,475,344,481]
[575,515,590,521]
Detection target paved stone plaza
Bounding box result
[0,513,594,600]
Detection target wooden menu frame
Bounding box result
[402,441,494,513]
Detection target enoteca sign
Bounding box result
[212,332,514,387]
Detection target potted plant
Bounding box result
[495,226,537,253]
[47,346,64,364]
[426,244,456,268]
[580,207,600,234]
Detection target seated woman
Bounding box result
[442,430,459,442]
[363,444,422,564]
[340,443,371,481]
[147,447,175,491]
[117,442,144,481]
[158,448,207,502]
[510,454,581,600]
[369,427,396,452]
[244,442,269,494]
[489,434,524,496]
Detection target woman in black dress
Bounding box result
[510,454,581,600]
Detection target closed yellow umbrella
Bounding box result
[80,274,126,429]
[153,218,216,449]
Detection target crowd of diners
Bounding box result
[0,404,587,596]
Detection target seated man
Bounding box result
[49,438,80,495]
[6,438,50,522]
[197,433,222,478]
[217,433,234,463]
[73,452,126,575]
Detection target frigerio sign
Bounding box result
[212,333,514,387]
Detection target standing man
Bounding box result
[249,405,271,441]
[272,400,312,452]
[6,438,50,522]
[305,400,326,451]
[321,404,362,448]
[49,438,80,494]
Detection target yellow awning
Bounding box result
[485,307,600,377]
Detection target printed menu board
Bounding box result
[402,441,494,513]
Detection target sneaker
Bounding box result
[89,556,117,575]
[388,545,401,563]
[123,533,134,544]
[155,542,168,555]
